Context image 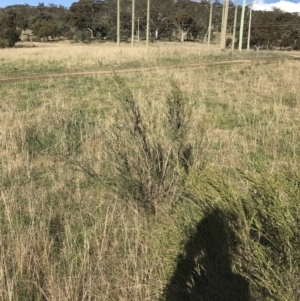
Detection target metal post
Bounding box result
[220,1,225,48]
[207,0,213,49]
[247,2,252,51]
[131,0,135,47]
[239,0,246,51]
[146,0,150,47]
[138,17,140,41]
[117,0,120,47]
[232,0,238,50]
[221,0,230,49]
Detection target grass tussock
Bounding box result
[0,44,299,300]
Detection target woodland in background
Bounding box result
[0,0,300,49]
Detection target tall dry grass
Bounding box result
[0,41,284,77]
[0,44,299,300]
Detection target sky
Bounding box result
[0,0,72,8]
[252,0,300,12]
[0,0,300,13]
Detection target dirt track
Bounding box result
[0,56,298,83]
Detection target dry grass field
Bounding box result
[0,42,299,300]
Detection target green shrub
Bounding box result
[241,171,300,300]
[177,167,300,301]
[0,39,6,48]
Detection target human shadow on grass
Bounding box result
[162,208,250,301]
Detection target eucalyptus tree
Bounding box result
[167,0,198,42]
[0,10,20,47]
[68,0,111,40]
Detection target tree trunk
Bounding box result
[181,30,185,42]
[87,28,94,39]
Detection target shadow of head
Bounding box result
[162,207,250,301]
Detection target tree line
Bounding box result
[0,0,300,50]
